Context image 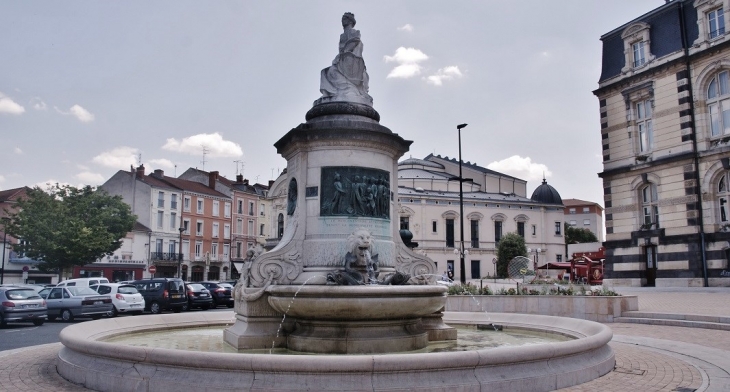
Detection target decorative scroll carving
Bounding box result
[248,211,302,287]
[395,246,436,284]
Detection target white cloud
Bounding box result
[76,164,90,171]
[92,146,139,168]
[149,158,175,169]
[398,24,413,32]
[75,171,105,185]
[0,92,25,115]
[486,155,551,183]
[0,175,5,183]
[384,47,429,79]
[31,97,47,110]
[14,147,23,155]
[162,132,243,158]
[425,66,463,86]
[55,104,95,123]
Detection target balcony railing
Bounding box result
[189,253,228,263]
[151,252,183,261]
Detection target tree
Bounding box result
[564,223,599,258]
[496,232,527,278]
[4,185,136,274]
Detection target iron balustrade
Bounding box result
[150,252,183,261]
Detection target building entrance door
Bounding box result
[644,245,657,287]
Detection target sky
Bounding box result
[1,1,665,207]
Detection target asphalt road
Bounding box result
[0,307,232,352]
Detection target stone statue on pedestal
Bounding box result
[315,12,373,107]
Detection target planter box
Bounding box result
[445,295,638,323]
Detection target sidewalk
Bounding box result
[1,287,729,391]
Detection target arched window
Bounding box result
[641,183,659,228]
[718,172,730,223]
[707,70,730,137]
[277,213,284,238]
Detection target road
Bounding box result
[0,307,232,352]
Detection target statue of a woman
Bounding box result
[315,12,373,106]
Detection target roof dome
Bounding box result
[531,179,563,205]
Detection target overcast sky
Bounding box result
[1,1,664,206]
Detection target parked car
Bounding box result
[221,279,239,287]
[41,286,113,322]
[56,277,110,288]
[90,283,145,317]
[184,283,213,311]
[0,286,47,326]
[198,282,234,308]
[132,278,187,314]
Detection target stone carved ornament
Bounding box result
[326,228,410,285]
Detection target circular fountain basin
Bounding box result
[57,311,614,391]
[266,285,447,353]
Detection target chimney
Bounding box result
[136,164,145,176]
[243,179,249,185]
[209,171,219,189]
[268,180,275,188]
[236,174,244,184]
[152,169,164,178]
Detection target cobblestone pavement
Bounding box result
[616,287,730,317]
[0,343,88,391]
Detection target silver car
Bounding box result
[42,286,112,322]
[0,286,47,326]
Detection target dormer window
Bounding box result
[632,41,646,67]
[709,7,726,39]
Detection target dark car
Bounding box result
[198,281,234,308]
[0,286,47,326]
[184,283,213,311]
[132,278,187,314]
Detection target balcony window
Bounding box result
[171,194,178,210]
[224,202,231,218]
[157,192,164,208]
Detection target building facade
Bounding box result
[397,155,566,280]
[596,0,730,287]
[563,198,605,242]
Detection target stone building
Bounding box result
[563,199,605,242]
[595,0,730,287]
[396,154,566,280]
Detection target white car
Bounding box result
[91,283,145,317]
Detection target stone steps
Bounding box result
[615,311,730,331]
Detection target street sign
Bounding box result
[148,265,157,274]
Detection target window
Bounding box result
[197,199,204,214]
[157,211,163,228]
[531,224,536,236]
[184,196,191,212]
[470,220,479,248]
[168,241,177,255]
[432,220,437,233]
[719,172,730,222]
[470,260,480,279]
[708,71,730,138]
[248,220,254,235]
[183,219,190,235]
[583,207,590,213]
[155,239,163,253]
[211,243,218,259]
[224,224,231,239]
[569,220,577,226]
[517,222,525,238]
[400,216,409,230]
[584,219,591,226]
[223,244,229,259]
[196,221,203,236]
[709,7,726,39]
[249,201,254,216]
[632,41,646,67]
[195,241,202,258]
[157,191,164,208]
[170,212,177,230]
[636,99,653,153]
[171,194,178,210]
[260,204,265,216]
[212,222,219,238]
[569,208,576,214]
[641,183,659,228]
[236,242,242,258]
[237,219,243,234]
[445,219,455,248]
[213,201,220,217]
[494,221,503,243]
[277,214,284,238]
[556,255,563,263]
[224,202,231,218]
[237,200,243,214]
[260,224,265,236]
[554,222,562,235]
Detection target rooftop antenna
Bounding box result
[174,164,178,177]
[255,175,260,183]
[233,160,244,176]
[137,153,142,166]
[200,146,209,171]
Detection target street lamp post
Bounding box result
[528,247,541,279]
[178,226,184,279]
[456,123,468,284]
[0,218,8,285]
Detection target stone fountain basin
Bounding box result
[57,311,614,391]
[265,284,447,320]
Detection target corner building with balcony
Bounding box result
[596,0,730,287]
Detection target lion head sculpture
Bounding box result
[347,228,374,264]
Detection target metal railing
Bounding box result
[150,252,183,261]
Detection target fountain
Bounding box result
[56,13,614,391]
